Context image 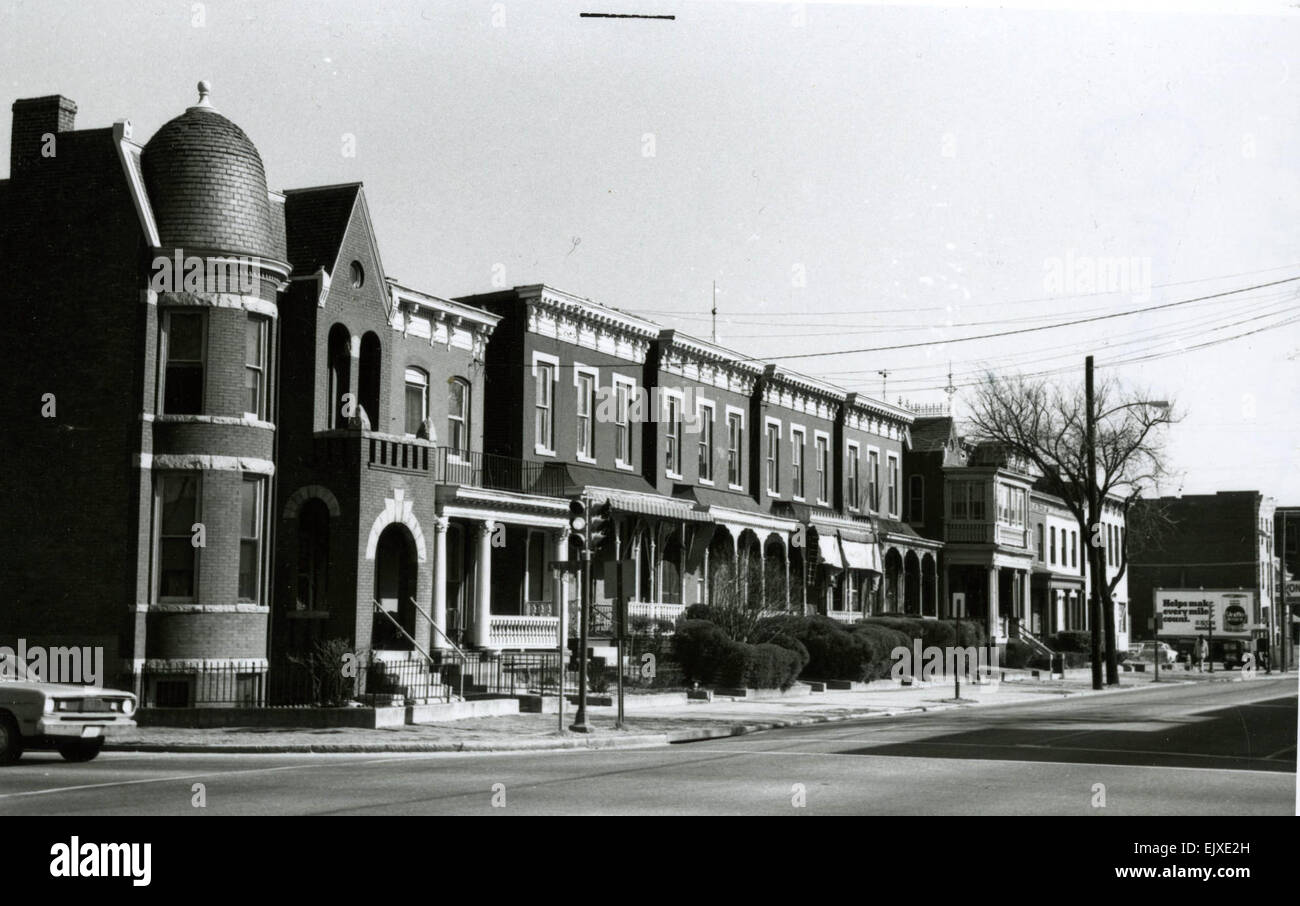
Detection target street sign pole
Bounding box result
[1153,610,1161,683]
[616,566,625,729]
[570,495,592,734]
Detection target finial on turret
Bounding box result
[194,80,213,109]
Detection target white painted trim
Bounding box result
[531,351,560,456]
[612,373,638,470]
[151,291,278,318]
[886,451,901,518]
[845,440,862,512]
[813,429,832,506]
[573,363,599,464]
[763,416,782,498]
[364,488,428,562]
[724,405,746,491]
[137,454,274,475]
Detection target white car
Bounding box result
[1133,641,1179,667]
[0,663,137,764]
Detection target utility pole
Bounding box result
[878,370,889,401]
[1085,356,1103,690]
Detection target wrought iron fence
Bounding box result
[434,448,569,498]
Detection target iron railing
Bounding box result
[434,448,569,498]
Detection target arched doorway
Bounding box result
[707,528,735,607]
[921,553,937,617]
[763,534,787,611]
[737,530,762,609]
[883,548,903,612]
[789,544,806,614]
[903,550,921,615]
[373,523,417,650]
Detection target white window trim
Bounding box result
[696,397,716,486]
[725,405,745,491]
[886,452,901,517]
[846,440,862,512]
[612,373,637,471]
[764,416,782,498]
[789,423,806,502]
[403,366,430,439]
[572,364,599,465]
[660,385,686,481]
[813,429,831,506]
[866,444,881,514]
[239,474,265,604]
[243,315,267,421]
[531,351,560,457]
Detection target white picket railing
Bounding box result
[488,615,560,650]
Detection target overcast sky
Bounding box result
[3,0,1297,503]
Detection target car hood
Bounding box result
[0,681,127,697]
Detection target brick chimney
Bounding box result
[10,95,77,176]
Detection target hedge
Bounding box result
[672,619,805,690]
[1051,630,1093,653]
[753,615,910,682]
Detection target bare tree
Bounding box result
[965,370,1180,687]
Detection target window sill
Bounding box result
[535,446,557,458]
[728,483,744,492]
[576,454,598,465]
[698,478,715,487]
[615,461,635,472]
[666,471,683,482]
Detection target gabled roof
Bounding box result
[910,416,956,453]
[282,182,362,278]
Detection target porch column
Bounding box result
[471,520,495,649]
[1020,569,1031,631]
[931,560,940,616]
[758,545,766,609]
[702,547,710,607]
[553,528,570,648]
[784,543,791,611]
[987,565,1001,643]
[431,517,449,650]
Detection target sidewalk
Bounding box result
[108,667,1279,755]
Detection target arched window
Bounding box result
[296,498,330,611]
[358,332,381,430]
[327,324,351,429]
[404,367,429,437]
[448,377,470,454]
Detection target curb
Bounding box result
[104,673,1260,756]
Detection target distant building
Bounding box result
[1129,492,1277,646]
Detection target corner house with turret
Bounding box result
[1,85,973,711]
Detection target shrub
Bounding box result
[1052,630,1093,653]
[1002,639,1036,669]
[718,641,804,690]
[848,623,913,680]
[671,620,734,685]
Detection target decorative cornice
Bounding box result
[518,284,658,363]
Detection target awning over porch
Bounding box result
[816,532,844,570]
[840,537,882,573]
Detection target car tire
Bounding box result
[55,738,103,763]
[0,712,23,765]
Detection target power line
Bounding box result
[757,275,1300,363]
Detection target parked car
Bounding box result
[0,663,137,764]
[1134,641,1179,667]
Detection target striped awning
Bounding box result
[592,489,711,522]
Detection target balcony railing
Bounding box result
[435,448,569,498]
[827,610,864,624]
[944,521,1029,549]
[627,601,687,624]
[488,615,561,650]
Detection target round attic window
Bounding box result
[349,261,364,288]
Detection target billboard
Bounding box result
[1154,589,1258,638]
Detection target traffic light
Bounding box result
[588,500,612,552]
[568,498,587,544]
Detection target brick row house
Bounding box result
[1,87,1131,705]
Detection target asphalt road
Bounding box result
[1,678,1294,815]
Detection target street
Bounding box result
[0,678,1293,816]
